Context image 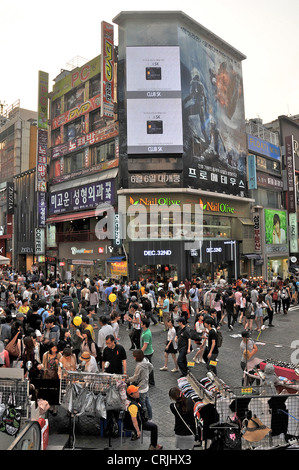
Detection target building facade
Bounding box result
[114,10,255,283]
[0,101,38,271]
[47,22,121,280]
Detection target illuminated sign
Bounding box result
[199,199,235,214]
[130,196,180,206]
[144,250,172,256]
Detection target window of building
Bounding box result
[64,117,85,142]
[90,109,106,132]
[65,85,84,111]
[89,75,101,98]
[64,150,85,175]
[52,128,61,146]
[92,140,115,164]
[52,98,62,118]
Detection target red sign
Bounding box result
[101,21,114,119]
[51,94,101,130]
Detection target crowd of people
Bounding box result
[0,267,297,449]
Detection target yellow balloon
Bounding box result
[109,293,117,303]
[73,316,82,326]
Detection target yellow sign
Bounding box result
[110,261,127,276]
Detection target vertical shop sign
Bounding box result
[101,21,114,119]
[289,212,298,253]
[253,213,261,253]
[247,154,257,189]
[285,135,296,213]
[36,71,49,193]
[6,182,14,214]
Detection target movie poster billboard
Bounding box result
[179,26,247,196]
[264,209,287,245]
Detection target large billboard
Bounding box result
[126,46,183,154]
[264,209,287,245]
[179,26,247,196]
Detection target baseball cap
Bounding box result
[127,385,139,395]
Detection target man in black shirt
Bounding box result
[225,290,236,331]
[102,335,127,375]
[203,317,219,375]
[175,318,192,377]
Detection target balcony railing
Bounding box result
[56,230,98,243]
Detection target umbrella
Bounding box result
[0,255,10,265]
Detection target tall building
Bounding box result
[246,119,286,280]
[114,10,255,283]
[0,101,37,270]
[47,22,121,280]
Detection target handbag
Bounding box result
[5,332,20,358]
[174,404,200,441]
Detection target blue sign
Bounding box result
[247,134,280,160]
[247,154,257,189]
[49,179,115,215]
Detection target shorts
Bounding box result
[165,342,177,354]
[163,312,170,322]
[191,301,199,310]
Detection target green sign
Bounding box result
[265,209,287,245]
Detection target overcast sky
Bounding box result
[1,0,298,124]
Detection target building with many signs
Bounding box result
[114,10,257,283]
[46,22,121,280]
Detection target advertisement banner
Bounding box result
[52,56,100,102]
[289,212,298,253]
[38,71,49,130]
[49,178,115,215]
[264,209,287,245]
[179,26,247,196]
[36,128,48,192]
[126,46,183,154]
[51,121,119,159]
[51,94,101,130]
[285,135,297,213]
[101,21,114,119]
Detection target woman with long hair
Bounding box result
[169,386,197,450]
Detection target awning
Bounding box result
[239,218,254,226]
[47,209,95,224]
[106,256,126,263]
[243,254,262,260]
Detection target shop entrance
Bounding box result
[138,264,178,283]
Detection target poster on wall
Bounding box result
[264,209,287,245]
[179,26,247,196]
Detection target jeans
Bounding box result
[177,347,188,376]
[203,347,218,375]
[142,420,158,447]
[145,310,158,325]
[145,353,155,386]
[139,391,152,420]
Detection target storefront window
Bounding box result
[267,258,288,281]
[251,189,280,209]
[127,212,232,241]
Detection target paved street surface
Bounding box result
[47,305,299,451]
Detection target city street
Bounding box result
[47,304,299,451]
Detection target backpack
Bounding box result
[141,297,152,312]
[281,288,288,299]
